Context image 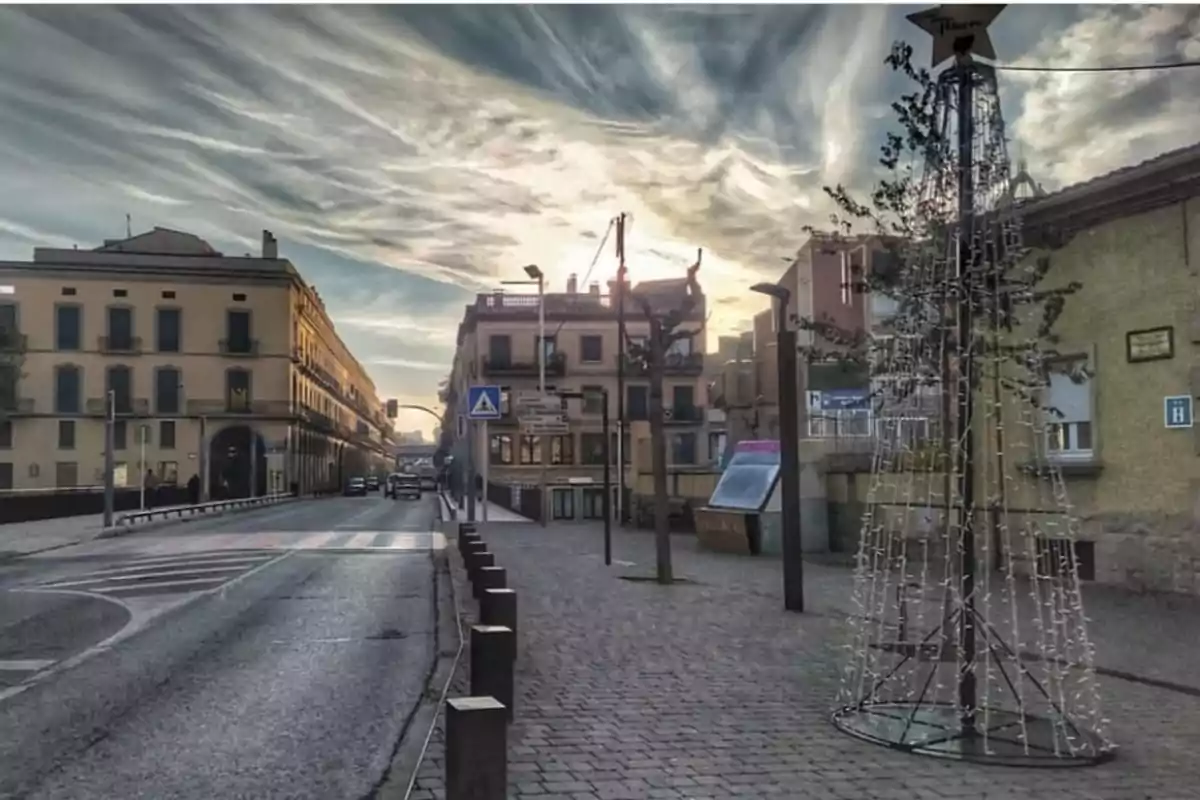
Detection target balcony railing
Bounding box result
[186,399,294,416]
[620,351,704,376]
[220,338,260,357]
[98,335,142,354]
[664,405,705,424]
[482,351,567,377]
[0,332,27,351]
[85,397,150,416]
[0,398,34,415]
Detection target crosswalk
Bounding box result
[31,531,445,599]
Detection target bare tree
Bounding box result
[627,251,703,585]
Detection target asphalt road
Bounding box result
[0,494,443,800]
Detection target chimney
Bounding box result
[566,273,578,294]
[262,229,278,260]
[588,282,600,296]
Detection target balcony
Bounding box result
[664,405,706,425]
[0,398,34,415]
[300,407,336,433]
[98,335,142,355]
[482,351,567,378]
[620,351,704,376]
[186,399,294,416]
[85,397,150,416]
[220,338,260,357]
[0,332,26,352]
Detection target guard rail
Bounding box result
[114,492,296,528]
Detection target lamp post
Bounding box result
[751,282,804,613]
[103,390,115,528]
[502,265,548,527]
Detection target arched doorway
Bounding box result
[209,425,267,499]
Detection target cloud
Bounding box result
[0,5,1194,433]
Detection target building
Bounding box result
[442,273,713,521]
[0,227,394,496]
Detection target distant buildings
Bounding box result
[0,227,394,495]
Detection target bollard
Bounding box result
[464,541,488,580]
[481,588,518,655]
[460,526,480,551]
[445,696,507,800]
[470,552,495,587]
[470,625,515,721]
[474,565,506,601]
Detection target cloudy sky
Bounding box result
[0,4,1196,436]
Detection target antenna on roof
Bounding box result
[125,213,132,238]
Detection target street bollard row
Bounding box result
[446,521,520,800]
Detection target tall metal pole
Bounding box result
[199,415,209,503]
[466,418,477,522]
[775,296,805,612]
[953,57,979,737]
[601,388,612,566]
[537,272,548,528]
[614,213,627,526]
[138,424,147,510]
[249,432,258,499]
[103,390,115,527]
[481,420,489,523]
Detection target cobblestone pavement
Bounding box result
[412,523,1200,800]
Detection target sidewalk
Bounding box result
[415,523,1200,800]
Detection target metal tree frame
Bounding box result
[830,49,1114,768]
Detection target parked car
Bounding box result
[344,476,367,497]
[387,472,421,500]
[366,476,380,492]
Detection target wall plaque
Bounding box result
[1126,326,1174,363]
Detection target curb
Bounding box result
[94,496,304,540]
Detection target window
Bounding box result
[537,335,557,362]
[0,304,16,353]
[226,368,251,412]
[550,435,574,465]
[0,462,11,490]
[0,420,10,449]
[499,387,512,416]
[580,432,607,465]
[156,368,181,414]
[113,420,128,450]
[61,287,77,296]
[56,305,81,351]
[106,306,134,350]
[161,290,176,299]
[0,365,15,412]
[113,289,128,298]
[1044,359,1093,459]
[106,365,132,414]
[490,433,513,465]
[226,310,253,354]
[580,335,603,363]
[488,335,511,366]
[157,461,179,484]
[55,462,78,488]
[160,421,176,449]
[551,488,575,520]
[627,385,648,421]
[55,365,81,414]
[709,432,727,465]
[58,420,75,449]
[519,435,541,465]
[232,293,247,302]
[672,385,695,417]
[581,385,605,415]
[157,308,181,352]
[581,487,608,520]
[671,432,697,465]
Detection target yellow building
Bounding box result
[0,227,394,496]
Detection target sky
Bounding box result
[0,4,1196,437]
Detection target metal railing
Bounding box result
[482,351,567,377]
[113,491,296,529]
[98,335,142,354]
[0,398,34,414]
[85,397,150,416]
[620,352,705,375]
[186,399,293,416]
[219,338,259,357]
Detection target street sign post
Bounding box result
[468,386,502,523]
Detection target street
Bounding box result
[0,495,443,800]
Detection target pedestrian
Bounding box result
[144,469,159,508]
[187,473,200,505]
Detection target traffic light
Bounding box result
[386,399,398,419]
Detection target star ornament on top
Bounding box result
[907,4,1007,69]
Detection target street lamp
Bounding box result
[502,264,549,527]
[750,281,805,613]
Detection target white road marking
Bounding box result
[334,503,386,531]
[41,564,262,589]
[0,659,56,672]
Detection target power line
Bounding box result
[549,216,616,340]
[996,59,1200,74]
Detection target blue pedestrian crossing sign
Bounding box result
[1164,395,1193,429]
[467,385,502,420]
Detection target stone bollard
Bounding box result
[459,523,479,551]
[464,541,488,580]
[461,531,482,553]
[470,625,515,722]
[474,565,506,601]
[445,696,507,800]
[481,588,518,655]
[470,552,495,587]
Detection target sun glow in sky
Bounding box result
[0,4,1196,437]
